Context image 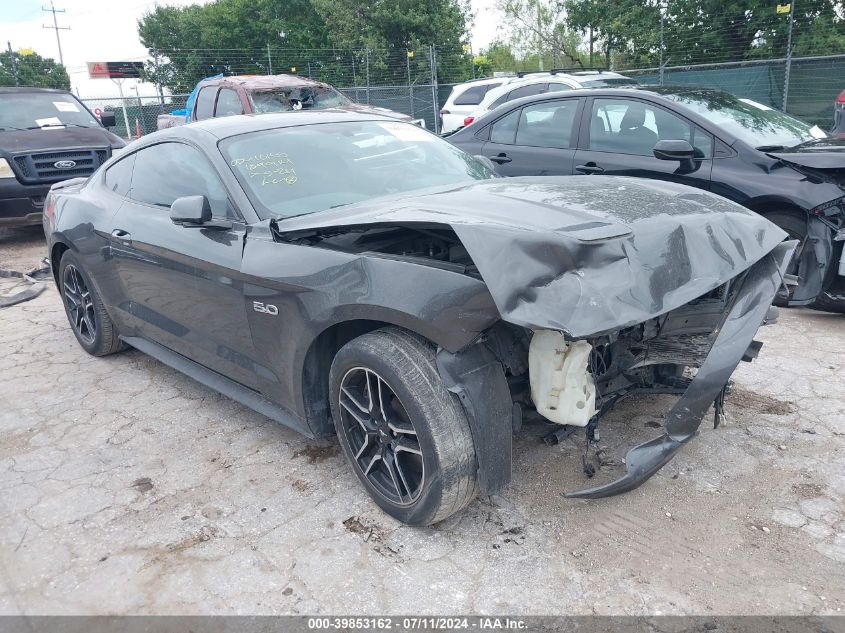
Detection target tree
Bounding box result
[0,50,70,90]
[138,0,331,92]
[566,0,659,68]
[496,0,585,69]
[139,0,473,91]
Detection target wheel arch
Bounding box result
[743,197,809,222]
[49,239,72,287]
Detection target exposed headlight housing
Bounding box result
[0,158,16,179]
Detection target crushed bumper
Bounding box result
[565,240,796,499]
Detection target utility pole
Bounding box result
[267,43,273,75]
[6,42,19,86]
[42,1,69,67]
[782,0,795,111]
[659,2,665,85]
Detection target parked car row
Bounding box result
[447,85,845,312]
[439,69,637,134]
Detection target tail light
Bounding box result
[44,192,57,226]
[463,116,475,127]
[440,109,450,115]
[837,90,845,104]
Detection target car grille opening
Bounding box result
[12,148,109,184]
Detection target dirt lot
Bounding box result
[1,225,844,615]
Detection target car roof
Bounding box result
[198,74,334,91]
[0,86,73,95]
[147,110,398,141]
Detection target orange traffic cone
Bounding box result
[135,118,142,139]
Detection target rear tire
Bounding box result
[59,250,125,356]
[329,327,478,526]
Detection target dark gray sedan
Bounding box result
[448,86,845,311]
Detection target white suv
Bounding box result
[440,77,520,134]
[463,70,637,128]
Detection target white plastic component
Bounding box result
[528,331,597,427]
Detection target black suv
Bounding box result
[448,86,845,310]
[0,87,125,227]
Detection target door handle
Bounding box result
[490,153,512,164]
[111,229,132,244]
[575,163,605,174]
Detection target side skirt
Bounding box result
[121,336,313,438]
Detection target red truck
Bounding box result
[158,74,425,130]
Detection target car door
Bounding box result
[108,141,261,388]
[573,97,713,189]
[480,98,584,176]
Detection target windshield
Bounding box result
[248,86,351,113]
[0,92,100,130]
[579,77,638,88]
[662,91,826,148]
[222,121,495,219]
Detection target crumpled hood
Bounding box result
[275,176,787,337]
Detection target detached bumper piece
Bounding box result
[565,241,796,499]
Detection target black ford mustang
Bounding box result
[44,112,793,525]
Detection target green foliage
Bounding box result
[139,0,471,91]
[0,50,70,90]
[472,54,493,77]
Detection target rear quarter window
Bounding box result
[454,83,501,106]
[103,154,135,197]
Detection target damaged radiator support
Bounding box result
[565,241,796,499]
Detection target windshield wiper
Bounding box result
[25,123,93,130]
[756,144,787,152]
[0,126,28,132]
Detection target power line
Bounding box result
[42,1,70,67]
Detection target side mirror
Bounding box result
[474,155,498,171]
[100,112,116,128]
[653,139,695,161]
[170,195,211,225]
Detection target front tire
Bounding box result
[329,327,478,526]
[59,250,125,356]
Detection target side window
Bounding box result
[195,87,216,121]
[215,89,244,117]
[103,154,135,197]
[128,143,233,218]
[454,84,500,106]
[514,100,579,149]
[489,92,512,110]
[547,82,573,92]
[589,98,695,156]
[508,83,547,100]
[693,128,714,158]
[490,109,521,144]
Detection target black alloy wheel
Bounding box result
[337,367,424,506]
[62,263,97,345]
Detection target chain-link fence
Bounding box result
[79,40,844,139]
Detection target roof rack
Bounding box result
[549,67,607,75]
[515,70,549,79]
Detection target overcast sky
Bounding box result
[0,0,503,99]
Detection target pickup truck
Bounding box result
[0,87,125,227]
[158,74,424,130]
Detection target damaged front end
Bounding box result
[555,241,794,497]
[274,176,797,498]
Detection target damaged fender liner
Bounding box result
[436,343,512,495]
[565,240,796,499]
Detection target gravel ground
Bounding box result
[1,226,844,615]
